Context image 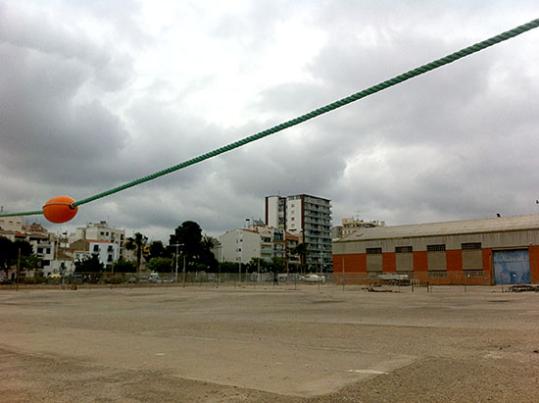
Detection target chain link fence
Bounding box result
[2,269,493,291]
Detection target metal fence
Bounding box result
[333,271,492,286]
[2,270,493,290]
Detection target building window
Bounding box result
[366,247,382,254]
[93,245,99,252]
[462,242,481,250]
[427,245,446,271]
[462,243,483,270]
[395,246,413,272]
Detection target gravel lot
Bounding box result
[1,284,539,402]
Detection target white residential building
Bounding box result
[0,216,24,232]
[70,221,125,258]
[72,240,120,270]
[217,224,300,267]
[218,229,261,264]
[0,219,58,272]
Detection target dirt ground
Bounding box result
[1,284,539,402]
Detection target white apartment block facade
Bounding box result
[70,221,125,256]
[265,194,332,271]
[0,217,58,272]
[218,229,261,264]
[73,240,120,270]
[217,225,296,265]
[71,221,125,245]
[0,216,24,233]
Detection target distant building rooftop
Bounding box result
[339,214,539,242]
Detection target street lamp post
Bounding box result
[170,243,184,283]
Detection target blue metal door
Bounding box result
[493,250,530,284]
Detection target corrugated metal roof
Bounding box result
[338,214,539,242]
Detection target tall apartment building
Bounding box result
[265,194,332,271]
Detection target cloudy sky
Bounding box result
[1,1,538,241]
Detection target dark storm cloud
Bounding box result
[0,1,141,197]
[1,1,539,241]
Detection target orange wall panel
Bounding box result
[446,249,462,271]
[332,255,341,272]
[383,252,396,272]
[333,253,366,273]
[413,251,428,272]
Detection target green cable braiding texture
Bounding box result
[0,210,42,218]
[73,18,538,207]
[1,18,538,216]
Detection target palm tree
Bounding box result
[125,232,148,273]
[291,243,307,274]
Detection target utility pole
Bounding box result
[238,260,241,284]
[285,236,289,283]
[183,254,186,287]
[175,244,179,282]
[16,247,21,290]
[170,243,184,283]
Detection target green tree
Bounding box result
[75,254,104,282]
[113,259,136,273]
[147,257,173,273]
[0,237,35,277]
[0,236,14,276]
[14,240,33,257]
[21,254,40,270]
[291,243,307,273]
[219,261,239,273]
[271,257,285,273]
[169,221,217,271]
[249,257,273,273]
[148,240,168,260]
[75,254,104,273]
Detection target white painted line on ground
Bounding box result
[347,369,387,375]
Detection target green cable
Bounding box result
[1,18,538,218]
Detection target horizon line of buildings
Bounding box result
[4,194,539,285]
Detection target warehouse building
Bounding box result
[332,214,539,285]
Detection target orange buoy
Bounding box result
[42,195,78,223]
